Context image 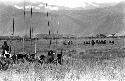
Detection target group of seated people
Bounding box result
[0,41,63,65]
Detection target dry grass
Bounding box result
[0,40,125,81]
[0,55,125,81]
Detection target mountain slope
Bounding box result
[0,2,124,36]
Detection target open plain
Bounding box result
[0,37,124,81]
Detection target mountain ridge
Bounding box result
[0,2,124,36]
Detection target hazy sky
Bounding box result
[0,0,124,8]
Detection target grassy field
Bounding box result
[0,38,125,81]
[0,55,125,81]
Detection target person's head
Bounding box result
[48,50,53,55]
[4,41,7,45]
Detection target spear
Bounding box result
[46,3,47,7]
[23,0,25,53]
[31,27,36,54]
[35,40,36,53]
[47,12,48,17]
[50,40,51,45]
[31,5,33,18]
[29,26,32,53]
[56,30,58,45]
[32,27,33,35]
[24,1,26,19]
[46,3,52,47]
[48,21,50,27]
[30,3,33,39]
[30,27,32,39]
[30,4,33,53]
[12,18,15,35]
[10,17,14,54]
[49,29,51,35]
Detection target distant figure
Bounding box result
[91,40,95,46]
[1,41,9,56]
[109,40,114,44]
[86,41,90,44]
[96,40,99,44]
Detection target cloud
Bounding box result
[38,4,44,7]
[35,6,40,10]
[1,0,124,8]
[14,4,58,11]
[25,5,31,9]
[14,5,23,9]
[47,6,59,10]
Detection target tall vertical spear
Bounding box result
[46,3,51,46]
[10,5,15,54]
[12,18,15,35]
[31,22,36,53]
[29,26,32,40]
[56,21,59,45]
[30,5,32,39]
[29,26,32,53]
[30,4,36,54]
[56,30,58,45]
[24,0,26,19]
[31,5,33,18]
[49,29,51,45]
[34,37,36,53]
[23,0,26,53]
[49,27,50,35]
[32,27,33,35]
[30,4,33,53]
[9,17,14,54]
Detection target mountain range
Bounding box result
[0,2,124,36]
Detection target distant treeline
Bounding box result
[0,36,39,41]
[0,33,125,41]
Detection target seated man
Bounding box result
[47,50,55,64]
[4,50,11,58]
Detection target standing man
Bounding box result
[1,41,10,56]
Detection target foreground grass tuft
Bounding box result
[0,56,124,81]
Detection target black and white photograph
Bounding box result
[0,0,124,81]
